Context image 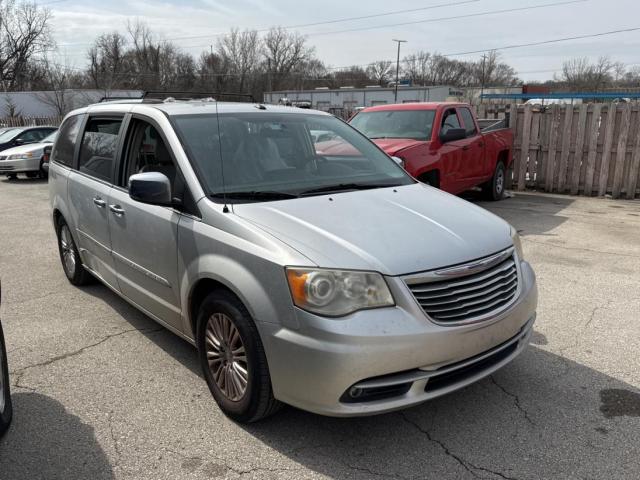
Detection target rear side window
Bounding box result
[78,118,123,182]
[459,108,477,137]
[51,116,82,167]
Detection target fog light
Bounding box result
[349,387,363,398]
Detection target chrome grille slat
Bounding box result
[406,250,519,324]
[417,277,518,308]
[413,269,517,301]
[409,259,515,293]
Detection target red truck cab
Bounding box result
[348,102,513,200]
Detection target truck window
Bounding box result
[440,109,461,135]
[459,108,477,137]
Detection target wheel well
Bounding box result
[188,278,237,337]
[418,170,440,188]
[497,150,509,167]
[53,209,62,227]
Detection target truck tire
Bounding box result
[483,161,506,201]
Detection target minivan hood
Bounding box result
[372,138,427,156]
[233,183,512,275]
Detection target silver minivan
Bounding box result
[49,98,537,422]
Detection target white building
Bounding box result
[263,86,455,112]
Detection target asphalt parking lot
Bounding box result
[0,178,638,480]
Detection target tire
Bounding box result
[0,321,12,437]
[6,174,17,181]
[56,218,93,286]
[483,161,506,201]
[197,290,281,423]
[26,171,38,179]
[38,159,48,179]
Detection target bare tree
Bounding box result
[87,32,128,90]
[263,27,312,91]
[217,29,261,93]
[3,94,21,117]
[0,0,54,90]
[34,60,83,116]
[367,60,393,86]
[557,56,616,90]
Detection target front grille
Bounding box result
[407,250,518,324]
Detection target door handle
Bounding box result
[478,142,485,147]
[93,197,106,208]
[109,204,125,216]
[462,145,470,151]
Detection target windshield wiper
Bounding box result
[209,191,299,201]
[299,183,401,196]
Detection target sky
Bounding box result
[45,0,640,83]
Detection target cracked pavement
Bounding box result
[0,179,639,479]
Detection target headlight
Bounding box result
[510,225,524,260]
[8,152,33,160]
[286,268,394,317]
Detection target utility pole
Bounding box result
[480,53,487,104]
[392,39,407,103]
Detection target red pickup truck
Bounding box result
[348,103,514,200]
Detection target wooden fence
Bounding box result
[0,116,63,127]
[472,103,640,200]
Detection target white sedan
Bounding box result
[0,130,58,179]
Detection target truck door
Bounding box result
[437,108,467,192]
[457,106,486,183]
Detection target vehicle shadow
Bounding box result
[0,392,115,479]
[464,189,575,237]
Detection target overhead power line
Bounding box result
[56,0,481,47]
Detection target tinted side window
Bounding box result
[78,118,123,182]
[459,108,477,137]
[51,115,82,167]
[125,122,176,189]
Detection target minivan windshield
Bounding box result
[350,109,436,141]
[171,112,413,201]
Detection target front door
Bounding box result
[108,119,182,330]
[68,116,124,289]
[457,106,486,184]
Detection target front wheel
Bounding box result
[38,158,48,179]
[483,161,506,201]
[197,290,281,423]
[26,171,38,179]
[0,321,12,436]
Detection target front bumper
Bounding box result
[261,260,537,417]
[0,157,41,173]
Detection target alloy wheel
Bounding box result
[204,313,248,401]
[496,168,505,194]
[60,225,76,277]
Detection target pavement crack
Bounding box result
[490,376,536,426]
[10,327,163,384]
[399,412,520,480]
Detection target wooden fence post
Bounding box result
[627,110,640,199]
[598,104,617,196]
[557,105,574,192]
[517,104,532,191]
[584,104,602,196]
[570,104,588,195]
[545,105,560,192]
[612,103,631,198]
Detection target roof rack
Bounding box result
[142,91,256,103]
[98,95,144,103]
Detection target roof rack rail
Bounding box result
[143,91,256,103]
[98,95,144,103]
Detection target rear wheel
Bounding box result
[197,290,281,423]
[56,218,93,286]
[38,158,48,179]
[26,171,38,179]
[483,161,506,201]
[0,321,12,436]
[6,174,17,181]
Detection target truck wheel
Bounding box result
[197,290,281,423]
[483,161,506,201]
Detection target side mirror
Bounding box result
[439,128,466,143]
[13,138,24,146]
[129,172,172,206]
